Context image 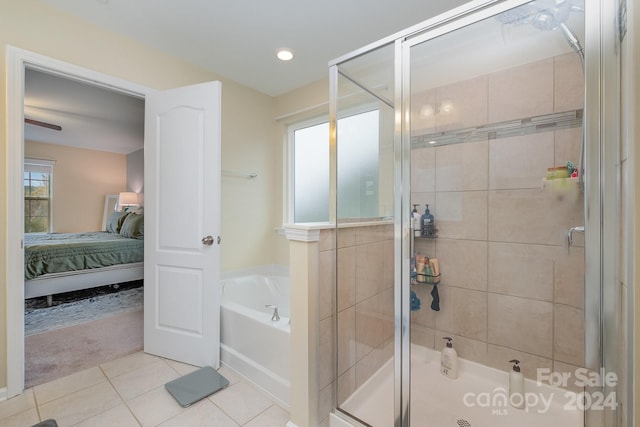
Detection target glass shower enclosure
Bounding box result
[329,0,603,426]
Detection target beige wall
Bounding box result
[25,141,127,233]
[273,78,328,120]
[126,148,144,194]
[318,228,336,427]
[0,0,283,389]
[409,53,585,383]
[272,77,330,263]
[334,224,395,409]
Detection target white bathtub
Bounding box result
[335,345,583,427]
[220,265,291,408]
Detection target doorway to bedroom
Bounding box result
[8,47,222,399]
[21,67,146,388]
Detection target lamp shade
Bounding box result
[118,192,139,206]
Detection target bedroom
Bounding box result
[23,67,145,388]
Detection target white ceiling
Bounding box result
[38,0,470,97]
[24,69,145,154]
[24,1,584,154]
[26,0,470,153]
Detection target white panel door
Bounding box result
[144,81,221,368]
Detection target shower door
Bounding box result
[331,42,398,426]
[405,1,587,426]
[331,1,601,426]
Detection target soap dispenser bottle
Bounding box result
[412,204,420,237]
[440,337,458,379]
[508,359,525,409]
[421,204,435,237]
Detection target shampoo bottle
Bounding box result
[421,204,434,237]
[508,359,525,409]
[440,337,458,379]
[412,204,420,237]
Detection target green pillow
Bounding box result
[106,211,130,233]
[120,213,144,239]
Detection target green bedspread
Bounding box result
[24,232,144,280]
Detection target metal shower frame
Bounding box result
[328,0,624,425]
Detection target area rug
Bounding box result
[25,282,143,336]
[25,310,143,388]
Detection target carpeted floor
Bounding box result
[24,282,144,389]
[25,310,143,388]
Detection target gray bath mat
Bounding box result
[165,366,229,407]
[32,420,58,427]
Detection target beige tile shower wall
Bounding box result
[411,53,585,385]
[318,228,336,427]
[327,224,395,410]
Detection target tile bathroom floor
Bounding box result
[0,351,289,427]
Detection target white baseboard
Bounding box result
[286,422,298,427]
[220,344,290,409]
[0,387,7,402]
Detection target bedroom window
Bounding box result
[24,158,54,233]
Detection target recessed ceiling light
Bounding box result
[276,49,294,61]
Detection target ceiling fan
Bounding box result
[24,118,62,131]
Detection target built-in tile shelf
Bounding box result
[412,108,583,148]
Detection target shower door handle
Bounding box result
[201,235,214,246]
[568,226,584,247]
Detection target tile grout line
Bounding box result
[209,379,251,425]
[32,389,45,424]
[241,402,276,426]
[97,363,143,427]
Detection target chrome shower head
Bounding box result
[497,0,576,30]
[495,3,538,25]
[558,22,585,68]
[496,0,584,67]
[531,10,560,31]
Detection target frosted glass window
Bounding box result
[291,109,380,223]
[337,110,379,219]
[293,122,330,223]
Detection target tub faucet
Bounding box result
[265,304,280,321]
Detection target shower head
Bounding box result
[531,10,561,31]
[497,0,584,66]
[496,0,584,25]
[495,3,539,26]
[558,22,584,58]
[497,1,586,193]
[497,0,575,28]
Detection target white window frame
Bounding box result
[287,103,381,224]
[24,157,55,233]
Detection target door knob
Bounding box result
[201,235,214,246]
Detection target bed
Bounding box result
[24,210,144,303]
